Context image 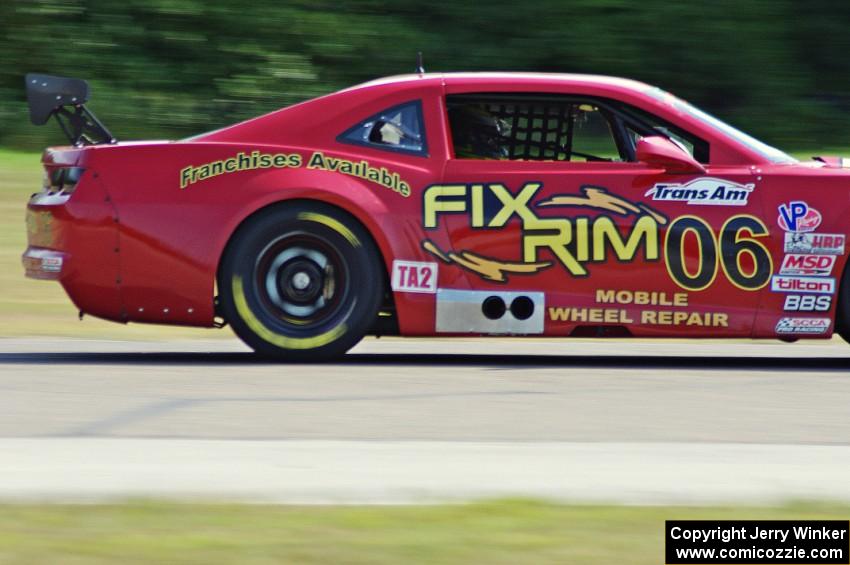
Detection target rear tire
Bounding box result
[218,202,384,361]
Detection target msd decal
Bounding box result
[391,260,437,294]
[775,317,830,335]
[784,232,845,255]
[777,201,822,232]
[770,275,835,294]
[779,254,836,276]
[644,177,754,206]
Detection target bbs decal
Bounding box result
[783,295,831,312]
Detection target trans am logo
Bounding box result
[644,177,754,206]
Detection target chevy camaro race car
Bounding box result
[22,72,850,359]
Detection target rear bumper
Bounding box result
[22,155,124,322]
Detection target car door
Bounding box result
[423,92,766,337]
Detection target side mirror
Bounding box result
[635,135,706,174]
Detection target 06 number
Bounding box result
[665,215,772,291]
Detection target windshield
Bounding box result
[646,88,797,164]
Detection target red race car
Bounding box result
[22,71,850,359]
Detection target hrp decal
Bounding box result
[784,232,845,255]
[391,260,437,293]
[770,275,835,294]
[779,254,835,276]
[777,201,822,232]
[783,295,832,312]
[644,177,754,206]
[775,317,830,335]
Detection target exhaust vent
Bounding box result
[436,289,544,334]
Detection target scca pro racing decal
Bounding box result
[420,182,772,291]
[391,260,437,293]
[785,232,844,255]
[645,177,754,206]
[777,201,822,232]
[775,317,830,335]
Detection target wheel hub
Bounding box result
[261,244,340,320]
[278,260,323,304]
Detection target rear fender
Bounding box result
[213,167,441,334]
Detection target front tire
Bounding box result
[218,202,384,360]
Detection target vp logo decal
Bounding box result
[777,201,822,233]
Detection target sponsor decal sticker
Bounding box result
[777,201,822,232]
[391,260,437,293]
[179,150,411,197]
[779,254,835,276]
[783,295,831,312]
[775,317,830,335]
[421,182,773,292]
[784,232,845,255]
[547,289,730,328]
[644,177,754,206]
[770,275,835,294]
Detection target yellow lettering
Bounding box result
[593,216,658,262]
[424,185,467,228]
[488,183,540,227]
[596,290,616,304]
[523,217,586,276]
[471,184,484,228]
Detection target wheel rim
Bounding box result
[253,232,349,329]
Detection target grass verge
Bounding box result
[0,500,847,564]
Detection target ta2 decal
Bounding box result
[777,201,822,233]
[391,260,437,293]
[644,177,754,206]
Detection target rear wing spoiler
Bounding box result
[25,73,116,146]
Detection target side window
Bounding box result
[619,104,709,163]
[338,100,427,156]
[572,104,621,161]
[446,95,626,162]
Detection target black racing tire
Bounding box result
[218,201,384,361]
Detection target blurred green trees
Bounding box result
[2,0,850,150]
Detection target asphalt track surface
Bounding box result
[2,336,850,504]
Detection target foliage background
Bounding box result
[2,0,850,150]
